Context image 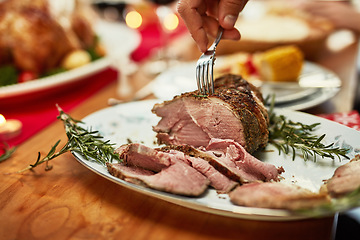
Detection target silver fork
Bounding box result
[196,26,224,95]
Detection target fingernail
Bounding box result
[224,15,237,28]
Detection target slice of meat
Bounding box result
[115,143,172,172]
[159,146,238,193]
[204,138,283,183]
[109,143,210,196]
[229,182,330,210]
[152,74,269,154]
[324,155,360,198]
[161,139,283,184]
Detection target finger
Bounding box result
[205,0,219,19]
[202,15,221,37]
[177,0,209,52]
[203,17,240,41]
[222,28,241,41]
[218,0,248,29]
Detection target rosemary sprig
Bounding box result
[267,98,349,161]
[193,94,209,98]
[0,141,16,162]
[296,186,360,216]
[18,105,120,173]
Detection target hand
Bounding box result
[177,0,248,52]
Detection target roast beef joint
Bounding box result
[106,74,340,210]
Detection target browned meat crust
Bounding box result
[152,74,269,154]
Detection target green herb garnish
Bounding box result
[0,65,17,86]
[267,96,349,161]
[193,94,209,98]
[41,67,66,78]
[296,186,360,216]
[18,105,120,173]
[0,142,16,162]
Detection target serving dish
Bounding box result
[72,100,360,221]
[0,20,140,100]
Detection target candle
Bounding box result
[0,114,22,141]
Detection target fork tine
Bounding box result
[200,62,206,94]
[204,61,209,94]
[206,61,212,95]
[207,60,213,94]
[209,59,214,94]
[196,27,223,95]
[196,65,201,93]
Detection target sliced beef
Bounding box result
[229,182,330,210]
[152,74,269,154]
[160,146,238,193]
[205,138,283,183]
[115,143,172,172]
[109,143,210,196]
[161,139,283,184]
[324,155,360,198]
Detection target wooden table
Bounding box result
[0,37,358,240]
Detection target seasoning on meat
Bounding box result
[152,74,269,154]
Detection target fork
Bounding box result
[196,26,224,95]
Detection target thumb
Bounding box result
[218,0,248,29]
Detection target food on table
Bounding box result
[160,144,239,193]
[215,45,304,83]
[107,143,210,197]
[152,74,269,154]
[61,49,92,70]
[216,2,334,60]
[0,0,104,87]
[163,139,283,184]
[258,45,304,82]
[108,138,284,196]
[214,52,254,80]
[229,182,330,210]
[106,74,355,210]
[322,155,360,198]
[108,75,284,198]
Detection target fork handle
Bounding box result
[209,26,224,50]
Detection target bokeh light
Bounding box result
[163,13,179,31]
[125,10,142,29]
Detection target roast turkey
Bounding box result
[0,0,96,74]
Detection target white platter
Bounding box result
[72,100,360,221]
[0,20,140,99]
[152,61,341,111]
